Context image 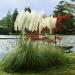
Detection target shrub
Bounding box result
[2,40,68,72]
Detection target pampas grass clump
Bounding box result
[2,40,68,72]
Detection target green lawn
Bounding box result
[0,53,75,75]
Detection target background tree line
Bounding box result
[0,0,75,35]
[0,7,31,35]
[53,1,75,35]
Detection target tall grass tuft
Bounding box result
[2,39,68,72]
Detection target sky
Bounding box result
[0,0,74,20]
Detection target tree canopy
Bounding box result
[53,1,75,35]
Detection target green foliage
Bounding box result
[53,1,75,35]
[0,17,7,27]
[0,9,18,35]
[0,17,9,34]
[0,12,13,34]
[2,39,68,72]
[12,8,18,32]
[53,1,66,16]
[24,7,31,13]
[62,18,75,34]
[6,11,13,34]
[13,8,18,24]
[54,17,75,35]
[53,1,74,17]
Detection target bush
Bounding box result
[2,40,68,72]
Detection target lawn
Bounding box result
[0,53,75,75]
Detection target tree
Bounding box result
[12,8,18,32]
[53,1,66,17]
[6,11,13,34]
[0,17,9,34]
[53,1,75,35]
[24,7,31,13]
[53,1,74,17]
[0,9,18,35]
[0,17,7,27]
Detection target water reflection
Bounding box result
[0,35,19,60]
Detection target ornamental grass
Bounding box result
[2,38,68,72]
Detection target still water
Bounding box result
[0,35,19,59]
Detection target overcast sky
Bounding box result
[0,0,74,20]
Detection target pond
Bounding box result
[0,35,75,60]
[56,35,75,52]
[0,35,19,60]
[56,35,75,47]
